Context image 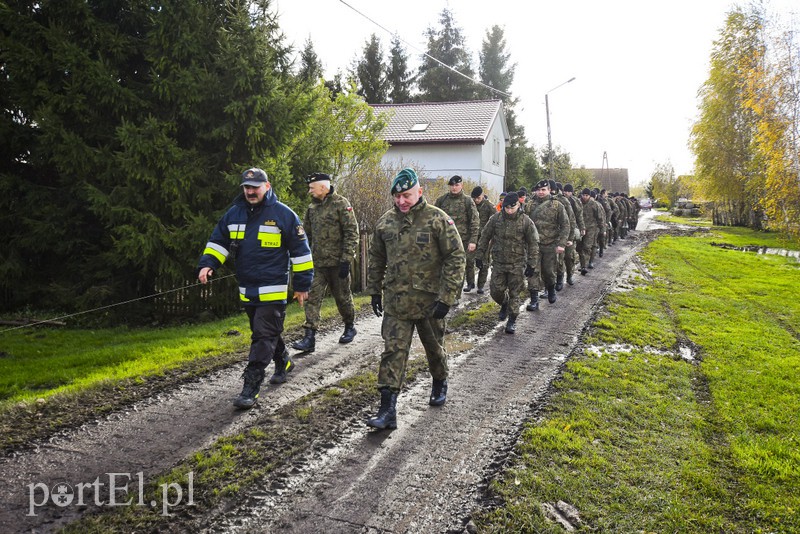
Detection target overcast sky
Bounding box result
[273,0,797,186]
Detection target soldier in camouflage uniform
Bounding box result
[476,192,539,333]
[562,183,585,285]
[292,173,360,353]
[466,186,496,294]
[598,189,616,250]
[435,175,479,292]
[524,180,569,306]
[553,181,579,289]
[366,168,465,430]
[578,188,606,274]
[614,192,630,239]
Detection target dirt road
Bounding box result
[0,212,657,533]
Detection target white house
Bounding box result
[370,100,510,197]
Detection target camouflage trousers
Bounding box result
[302,265,355,331]
[490,267,526,317]
[578,228,599,268]
[557,243,577,279]
[466,250,491,289]
[245,304,287,370]
[377,313,448,392]
[528,243,559,290]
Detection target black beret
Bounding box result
[581,187,591,195]
[563,183,574,192]
[590,190,597,198]
[499,191,507,198]
[535,179,549,189]
[518,186,527,196]
[502,192,519,207]
[448,175,463,185]
[548,179,557,190]
[471,186,483,198]
[305,172,331,184]
[555,181,563,191]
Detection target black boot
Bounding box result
[567,273,574,285]
[233,366,265,409]
[339,323,357,344]
[367,388,398,429]
[555,273,564,291]
[547,285,557,304]
[269,350,295,384]
[476,286,485,294]
[429,379,448,406]
[580,267,588,275]
[463,282,474,292]
[505,314,517,334]
[526,290,539,311]
[291,328,315,352]
[498,301,509,321]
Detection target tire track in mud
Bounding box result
[0,212,659,533]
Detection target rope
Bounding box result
[0,273,237,334]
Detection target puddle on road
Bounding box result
[711,242,800,261]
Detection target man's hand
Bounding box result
[556,246,566,254]
[371,294,383,317]
[524,264,535,278]
[475,258,483,269]
[430,301,450,320]
[294,291,309,306]
[198,267,213,284]
[338,261,350,279]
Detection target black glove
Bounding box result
[430,301,450,320]
[524,265,535,277]
[371,294,383,317]
[475,258,483,269]
[338,261,350,279]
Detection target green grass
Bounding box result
[0,295,370,407]
[476,226,800,532]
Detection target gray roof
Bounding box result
[585,168,630,194]
[370,100,507,144]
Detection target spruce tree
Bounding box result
[387,36,415,103]
[354,34,388,103]
[417,9,477,102]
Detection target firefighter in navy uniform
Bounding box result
[198,168,313,409]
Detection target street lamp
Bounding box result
[545,76,576,182]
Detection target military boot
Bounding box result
[269,350,295,384]
[476,286,485,294]
[339,323,357,344]
[505,314,517,334]
[498,301,509,321]
[555,273,565,291]
[547,285,557,304]
[580,267,588,275]
[567,273,575,285]
[291,328,315,352]
[526,290,539,311]
[429,379,448,406]
[366,388,398,430]
[233,366,265,409]
[463,282,475,292]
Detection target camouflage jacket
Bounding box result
[367,198,465,318]
[580,197,606,231]
[615,197,629,220]
[474,197,496,240]
[565,194,585,233]
[434,191,480,245]
[477,210,539,271]
[303,187,359,268]
[598,195,616,224]
[525,195,570,247]
[555,193,578,239]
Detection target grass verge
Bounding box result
[474,225,800,532]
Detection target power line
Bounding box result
[0,274,237,334]
[337,0,512,99]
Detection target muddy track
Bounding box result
[0,213,664,533]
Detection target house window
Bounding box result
[492,136,500,166]
[409,122,429,132]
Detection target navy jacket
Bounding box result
[198,188,313,305]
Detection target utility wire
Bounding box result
[0,273,237,334]
[337,0,512,99]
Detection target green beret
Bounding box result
[392,168,419,193]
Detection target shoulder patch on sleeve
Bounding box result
[296,225,306,236]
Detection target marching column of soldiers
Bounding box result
[201,166,640,427]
